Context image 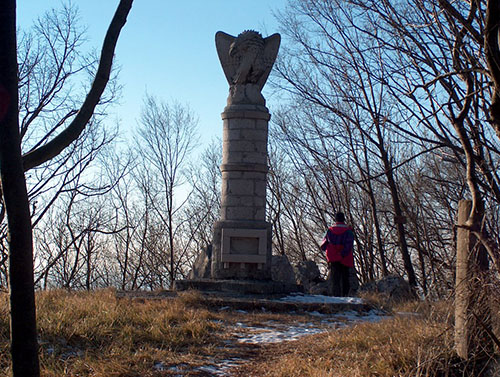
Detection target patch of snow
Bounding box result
[332,309,390,323]
[277,293,365,305]
[153,362,167,371]
[232,323,327,344]
[229,309,390,346]
[196,358,243,376]
[308,311,327,317]
[165,363,189,375]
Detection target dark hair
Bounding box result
[335,212,345,222]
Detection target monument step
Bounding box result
[116,288,374,315]
[173,278,303,295]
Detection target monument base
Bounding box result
[211,220,272,280]
[174,278,303,295]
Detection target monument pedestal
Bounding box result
[211,104,273,280]
[211,220,272,280]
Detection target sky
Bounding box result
[17,0,288,150]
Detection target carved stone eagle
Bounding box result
[216,30,280,105]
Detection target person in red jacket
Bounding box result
[320,212,354,297]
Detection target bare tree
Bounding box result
[135,95,199,288]
[0,1,132,374]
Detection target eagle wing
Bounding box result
[215,31,237,86]
[256,33,281,90]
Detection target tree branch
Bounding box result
[485,0,500,134]
[22,0,133,171]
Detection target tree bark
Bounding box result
[378,138,417,288]
[0,1,133,375]
[485,0,500,134]
[0,2,40,375]
[455,200,492,359]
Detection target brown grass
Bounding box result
[1,289,223,376]
[233,295,499,377]
[234,315,457,377]
[0,290,497,376]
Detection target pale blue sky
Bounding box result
[17,0,287,148]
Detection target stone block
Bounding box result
[228,140,261,153]
[222,171,243,180]
[223,151,243,164]
[221,228,267,264]
[293,260,322,292]
[222,195,254,207]
[211,220,272,280]
[253,196,266,207]
[254,180,267,196]
[254,208,266,220]
[227,179,254,196]
[226,118,255,130]
[224,151,267,165]
[224,206,255,220]
[188,245,212,279]
[241,171,267,180]
[240,129,267,141]
[255,119,269,130]
[242,152,267,164]
[220,163,268,173]
[222,107,270,121]
[223,128,240,141]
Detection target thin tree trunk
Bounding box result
[380,149,417,288]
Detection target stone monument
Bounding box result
[211,30,280,280]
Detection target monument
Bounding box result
[176,30,301,294]
[210,30,280,280]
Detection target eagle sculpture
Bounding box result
[216,30,280,105]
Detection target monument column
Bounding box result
[211,30,280,280]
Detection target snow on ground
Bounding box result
[230,309,389,345]
[193,304,391,376]
[276,292,365,305]
[232,321,328,344]
[164,294,390,376]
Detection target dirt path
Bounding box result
[166,309,386,376]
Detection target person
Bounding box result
[320,212,354,297]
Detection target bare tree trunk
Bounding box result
[367,183,388,277]
[0,1,133,374]
[455,200,492,360]
[0,2,40,375]
[485,0,500,134]
[379,140,417,288]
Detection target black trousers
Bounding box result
[329,262,350,297]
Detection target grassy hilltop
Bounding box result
[0,289,492,376]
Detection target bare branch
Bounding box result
[22,0,133,171]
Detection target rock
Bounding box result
[188,245,212,279]
[360,275,413,301]
[293,260,322,292]
[271,254,296,284]
[324,266,360,296]
[309,281,329,296]
[349,268,360,293]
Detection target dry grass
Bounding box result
[234,295,499,377]
[0,289,497,376]
[0,289,222,376]
[234,315,457,377]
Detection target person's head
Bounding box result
[335,212,345,223]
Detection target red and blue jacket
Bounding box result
[320,222,354,267]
